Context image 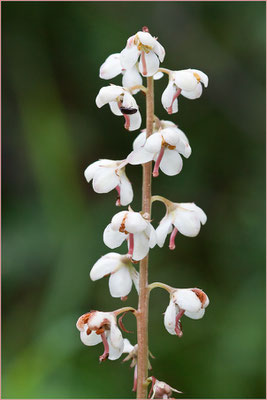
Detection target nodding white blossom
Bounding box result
[90,253,139,298]
[120,28,165,77]
[84,159,133,206]
[95,85,141,131]
[148,376,182,399]
[103,210,157,261]
[99,53,163,95]
[155,198,207,249]
[76,311,124,361]
[161,69,208,114]
[164,288,209,337]
[127,120,191,177]
[122,339,138,391]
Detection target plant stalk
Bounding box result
[136,76,154,399]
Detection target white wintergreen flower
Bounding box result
[164,288,209,337]
[103,210,157,261]
[76,310,124,361]
[90,252,139,298]
[127,120,191,177]
[120,29,165,77]
[161,69,208,114]
[154,197,207,249]
[84,159,133,206]
[148,376,182,399]
[95,85,141,131]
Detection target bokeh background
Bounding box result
[2,1,266,399]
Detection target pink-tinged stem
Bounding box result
[124,114,130,130]
[99,332,109,362]
[169,227,178,250]
[127,233,134,258]
[141,51,147,76]
[153,147,165,177]
[133,365,138,392]
[175,309,185,337]
[115,185,121,206]
[167,88,181,114]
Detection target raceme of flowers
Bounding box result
[78,26,210,398]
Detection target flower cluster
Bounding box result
[77,26,210,398]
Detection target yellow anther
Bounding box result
[193,72,201,82]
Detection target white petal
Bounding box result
[95,86,122,108]
[129,265,139,294]
[161,128,180,146]
[110,211,127,230]
[128,111,142,131]
[173,70,198,91]
[133,131,147,150]
[122,67,142,93]
[139,51,159,77]
[122,90,137,109]
[127,148,154,165]
[123,338,134,353]
[80,330,102,346]
[181,83,202,100]
[174,289,202,313]
[145,223,157,248]
[84,161,101,183]
[185,308,205,320]
[92,167,119,193]
[173,208,201,237]
[109,266,133,297]
[178,203,207,225]
[132,232,149,261]
[90,253,121,281]
[161,81,178,113]
[120,46,140,69]
[125,212,147,233]
[103,224,126,248]
[109,101,123,116]
[191,69,209,87]
[136,31,157,47]
[144,132,162,153]
[99,53,122,80]
[159,149,183,176]
[164,301,177,335]
[119,172,133,206]
[153,41,165,62]
[156,214,173,247]
[153,71,164,80]
[107,321,124,360]
[173,128,191,158]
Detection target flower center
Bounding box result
[119,214,129,234]
[192,288,207,307]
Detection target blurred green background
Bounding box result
[2,1,266,399]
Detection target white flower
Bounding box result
[90,252,139,298]
[148,376,182,399]
[161,69,208,114]
[103,210,157,261]
[122,339,138,391]
[164,288,209,337]
[127,120,191,177]
[76,310,124,361]
[99,53,163,95]
[95,85,141,131]
[155,198,207,249]
[84,159,133,206]
[120,29,165,77]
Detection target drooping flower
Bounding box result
[103,209,157,261]
[84,159,133,206]
[95,85,141,131]
[76,310,124,361]
[127,120,191,177]
[122,339,138,391]
[164,288,209,337]
[161,69,208,114]
[154,197,207,249]
[148,376,182,399]
[120,29,165,77]
[90,252,139,298]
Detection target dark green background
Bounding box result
[2,1,266,399]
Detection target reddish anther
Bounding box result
[175,309,185,337]
[142,26,149,32]
[99,332,109,362]
[169,228,178,250]
[167,88,181,114]
[153,146,165,177]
